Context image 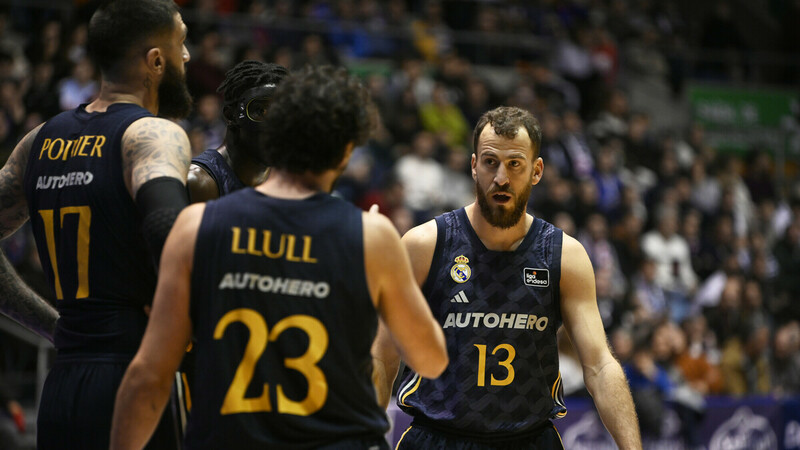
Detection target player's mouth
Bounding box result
[492,192,512,204]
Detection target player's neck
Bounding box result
[464,203,533,251]
[86,80,152,114]
[256,169,337,199]
[219,145,269,187]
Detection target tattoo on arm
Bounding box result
[0,125,41,238]
[0,250,58,343]
[122,118,191,197]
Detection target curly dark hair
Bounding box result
[217,60,289,117]
[472,106,542,158]
[88,0,179,81]
[258,65,372,174]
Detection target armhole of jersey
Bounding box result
[421,215,447,295]
[552,228,564,322]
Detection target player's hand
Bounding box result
[144,305,151,317]
[369,204,379,214]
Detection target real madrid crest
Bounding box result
[450,255,471,283]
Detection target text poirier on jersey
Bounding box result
[442,312,549,331]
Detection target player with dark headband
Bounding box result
[176,60,289,433]
[187,60,289,202]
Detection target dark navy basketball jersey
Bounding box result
[185,188,388,449]
[191,149,245,197]
[397,208,567,438]
[22,103,156,357]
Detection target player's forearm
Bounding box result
[372,356,400,409]
[371,320,401,409]
[584,359,642,450]
[0,252,57,343]
[110,364,172,450]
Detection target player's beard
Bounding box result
[475,178,531,229]
[157,59,193,120]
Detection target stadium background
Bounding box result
[0,0,799,448]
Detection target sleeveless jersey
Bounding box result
[191,149,245,197]
[397,208,567,438]
[185,188,388,449]
[23,103,156,358]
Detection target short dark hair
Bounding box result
[217,60,289,121]
[87,0,179,81]
[472,106,542,158]
[259,65,372,174]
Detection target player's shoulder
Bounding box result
[174,203,206,235]
[560,232,593,280]
[362,209,399,239]
[122,116,189,150]
[187,163,219,203]
[401,219,437,253]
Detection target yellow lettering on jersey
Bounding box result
[246,228,262,256]
[38,135,106,160]
[90,135,105,157]
[231,227,246,254]
[262,230,285,259]
[231,227,316,263]
[301,236,317,263]
[286,235,301,262]
[49,138,65,160]
[39,139,51,160]
[75,136,90,156]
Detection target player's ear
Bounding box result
[531,157,544,186]
[222,105,235,125]
[471,153,477,180]
[145,47,164,76]
[338,142,355,170]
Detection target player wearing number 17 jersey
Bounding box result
[0,1,194,449]
[110,65,448,450]
[374,106,643,450]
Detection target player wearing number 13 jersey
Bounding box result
[110,66,447,450]
[396,208,566,440]
[374,106,643,450]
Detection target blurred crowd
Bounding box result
[1,0,800,429]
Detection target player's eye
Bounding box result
[246,98,271,122]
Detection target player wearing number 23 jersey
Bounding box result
[109,66,447,450]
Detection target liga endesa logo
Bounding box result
[524,268,549,287]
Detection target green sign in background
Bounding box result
[689,85,799,156]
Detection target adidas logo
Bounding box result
[450,290,469,303]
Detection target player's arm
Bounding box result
[0,124,40,238]
[110,204,203,450]
[0,124,58,342]
[122,117,191,264]
[560,233,642,450]
[366,215,446,379]
[369,218,443,406]
[186,163,220,203]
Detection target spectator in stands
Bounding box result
[677,315,724,395]
[771,321,800,395]
[720,320,771,395]
[58,56,100,111]
[418,82,470,148]
[591,138,625,215]
[631,257,668,324]
[642,205,698,323]
[394,131,446,223]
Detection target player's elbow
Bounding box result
[118,360,172,404]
